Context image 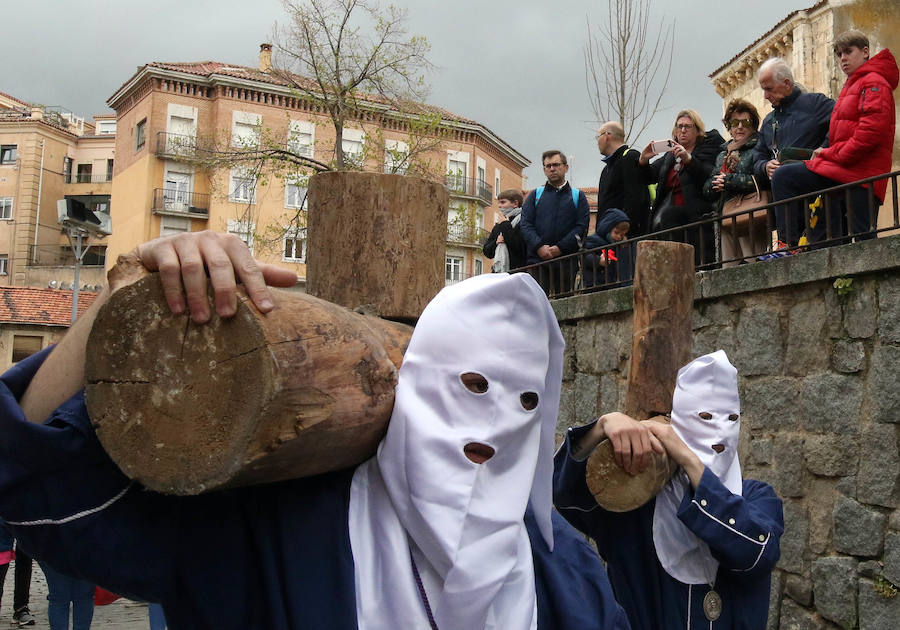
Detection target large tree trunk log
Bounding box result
[585,241,695,512]
[306,172,448,322]
[85,274,413,495]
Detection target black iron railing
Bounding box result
[445,175,493,204]
[73,172,112,184]
[155,132,205,158]
[519,170,900,299]
[152,189,211,215]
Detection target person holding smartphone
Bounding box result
[638,110,724,266]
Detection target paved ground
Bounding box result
[0,563,151,629]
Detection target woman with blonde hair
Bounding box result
[639,109,724,266]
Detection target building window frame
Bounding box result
[11,335,43,363]
[0,197,12,220]
[229,169,257,204]
[135,119,147,151]
[0,145,17,165]
[227,219,255,254]
[445,254,463,285]
[0,255,7,275]
[282,227,307,263]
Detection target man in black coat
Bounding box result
[595,122,650,237]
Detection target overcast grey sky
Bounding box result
[3,0,812,188]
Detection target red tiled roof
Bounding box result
[0,91,31,108]
[0,287,99,326]
[137,60,479,125]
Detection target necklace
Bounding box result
[410,549,440,630]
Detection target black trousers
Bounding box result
[0,543,33,612]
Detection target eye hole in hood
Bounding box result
[460,372,488,394]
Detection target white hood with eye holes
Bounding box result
[653,350,743,585]
[348,272,564,630]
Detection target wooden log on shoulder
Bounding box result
[585,240,694,512]
[85,274,412,495]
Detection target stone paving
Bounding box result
[0,563,151,629]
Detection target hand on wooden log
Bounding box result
[129,230,298,324]
[645,421,705,489]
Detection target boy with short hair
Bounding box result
[483,189,527,272]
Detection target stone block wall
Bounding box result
[552,236,900,629]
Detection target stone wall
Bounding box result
[552,235,900,629]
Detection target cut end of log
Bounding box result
[86,276,273,494]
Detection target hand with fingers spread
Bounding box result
[132,231,298,324]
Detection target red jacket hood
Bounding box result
[848,48,899,90]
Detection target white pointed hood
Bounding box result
[653,350,743,585]
[349,272,564,629]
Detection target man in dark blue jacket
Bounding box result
[520,150,590,296]
[752,58,834,248]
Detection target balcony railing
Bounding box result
[152,189,210,217]
[155,132,207,159]
[446,223,489,246]
[445,175,493,205]
[72,172,112,184]
[521,170,900,299]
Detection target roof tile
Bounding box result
[0,287,99,326]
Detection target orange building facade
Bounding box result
[105,45,530,287]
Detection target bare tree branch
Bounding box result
[584,0,674,144]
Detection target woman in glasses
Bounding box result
[639,110,724,266]
[703,99,768,264]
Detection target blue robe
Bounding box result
[554,423,784,630]
[0,349,630,630]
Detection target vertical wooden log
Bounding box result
[585,241,695,511]
[306,172,448,321]
[85,274,413,495]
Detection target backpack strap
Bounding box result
[535,185,580,205]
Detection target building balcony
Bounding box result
[155,132,206,159]
[151,189,210,218]
[446,223,489,247]
[445,176,493,206]
[71,172,112,184]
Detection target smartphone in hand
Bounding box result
[650,139,676,155]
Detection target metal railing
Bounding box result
[155,132,207,158]
[152,189,211,216]
[519,170,900,299]
[27,245,106,267]
[72,172,112,184]
[447,223,489,245]
[445,175,493,205]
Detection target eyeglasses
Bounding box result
[675,123,695,131]
[727,119,755,129]
[543,162,565,169]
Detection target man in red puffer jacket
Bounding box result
[771,29,898,246]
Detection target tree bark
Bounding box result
[85,274,412,495]
[585,240,694,512]
[306,172,448,322]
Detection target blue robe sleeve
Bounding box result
[528,507,631,630]
[0,347,176,603]
[677,468,784,579]
[552,423,606,534]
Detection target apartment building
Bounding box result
[0,91,114,289]
[105,44,530,286]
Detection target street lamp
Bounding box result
[57,198,112,323]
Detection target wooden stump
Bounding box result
[585,241,695,512]
[85,274,412,495]
[306,172,448,321]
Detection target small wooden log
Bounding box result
[85,274,412,495]
[585,241,694,512]
[306,172,448,322]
